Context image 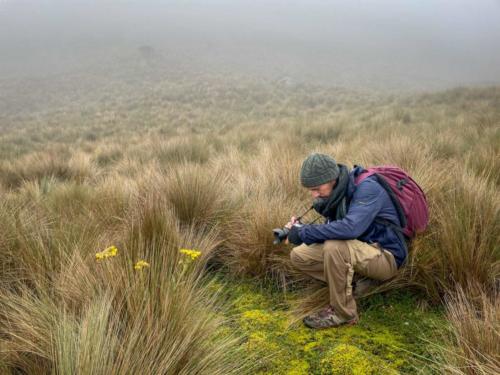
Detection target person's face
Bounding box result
[308,180,336,199]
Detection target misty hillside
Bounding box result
[0,1,499,374]
[1,0,500,92]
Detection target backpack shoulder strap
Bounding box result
[354,165,408,233]
[371,173,407,229]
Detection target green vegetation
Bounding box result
[221,277,444,374]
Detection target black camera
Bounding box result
[272,227,290,245]
[272,206,316,245]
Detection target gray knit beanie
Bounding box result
[300,153,340,187]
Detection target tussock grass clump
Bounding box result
[94,144,124,167]
[246,142,306,200]
[222,193,293,281]
[217,142,311,282]
[155,136,212,164]
[1,265,248,374]
[4,203,65,284]
[0,207,250,374]
[433,287,500,374]
[0,150,94,189]
[466,146,500,186]
[160,163,232,228]
[411,169,499,299]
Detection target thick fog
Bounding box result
[1,0,500,91]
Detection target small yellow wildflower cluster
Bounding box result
[179,248,202,260]
[95,246,152,273]
[134,260,150,270]
[95,246,118,261]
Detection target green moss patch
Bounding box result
[221,279,445,374]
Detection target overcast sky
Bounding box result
[1,0,500,90]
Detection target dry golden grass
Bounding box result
[432,287,500,374]
[0,214,250,374]
[0,173,251,374]
[0,76,498,373]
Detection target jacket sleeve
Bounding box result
[299,179,385,245]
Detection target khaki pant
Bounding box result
[290,240,398,320]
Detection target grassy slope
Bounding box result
[0,69,498,373]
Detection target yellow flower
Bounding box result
[179,248,202,260]
[134,260,150,270]
[95,246,118,261]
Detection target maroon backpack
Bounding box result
[354,165,429,238]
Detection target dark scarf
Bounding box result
[312,164,349,221]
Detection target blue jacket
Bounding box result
[298,166,407,268]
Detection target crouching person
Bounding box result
[285,153,412,329]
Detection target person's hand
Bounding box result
[283,216,304,246]
[287,224,304,246]
[284,216,298,230]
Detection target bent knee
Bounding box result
[323,240,350,259]
[290,247,305,267]
[290,244,315,268]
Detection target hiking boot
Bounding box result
[353,277,382,298]
[303,306,358,329]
